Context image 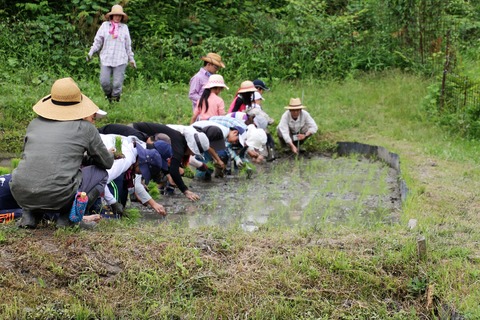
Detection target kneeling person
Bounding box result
[10,78,114,228]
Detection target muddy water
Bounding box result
[133,154,402,231]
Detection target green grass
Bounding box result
[2,69,480,318]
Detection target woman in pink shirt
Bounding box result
[190,74,229,124]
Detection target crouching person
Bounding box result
[277,98,318,155]
[10,78,114,228]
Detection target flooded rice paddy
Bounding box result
[134,153,402,231]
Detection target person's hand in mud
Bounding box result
[246,149,259,159]
[208,149,225,170]
[214,159,225,170]
[289,142,299,154]
[146,199,166,216]
[251,154,265,164]
[246,149,265,163]
[184,189,200,201]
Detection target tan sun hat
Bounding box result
[200,53,225,68]
[105,4,129,22]
[204,74,229,90]
[237,80,257,94]
[285,98,306,110]
[33,77,101,121]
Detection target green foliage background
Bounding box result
[1,0,480,147]
[1,0,479,84]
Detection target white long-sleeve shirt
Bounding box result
[276,110,318,145]
[100,134,150,205]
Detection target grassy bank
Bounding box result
[1,70,480,318]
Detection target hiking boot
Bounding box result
[78,220,97,230]
[266,146,276,162]
[86,188,101,212]
[204,168,213,181]
[18,209,40,229]
[246,168,253,179]
[56,212,75,228]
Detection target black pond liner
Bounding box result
[336,141,408,203]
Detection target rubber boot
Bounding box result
[18,209,41,229]
[57,194,84,228]
[56,212,74,228]
[86,188,101,212]
[266,146,276,162]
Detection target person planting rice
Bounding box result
[276,98,318,155]
[130,122,210,201]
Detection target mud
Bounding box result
[132,153,402,231]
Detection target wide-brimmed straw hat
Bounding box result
[204,74,229,90]
[284,98,306,110]
[33,77,102,121]
[200,53,225,68]
[105,4,128,22]
[237,80,257,94]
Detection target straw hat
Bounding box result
[284,98,306,110]
[200,53,225,68]
[105,4,128,22]
[204,74,229,90]
[237,80,257,94]
[33,77,101,121]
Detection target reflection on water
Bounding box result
[136,155,402,231]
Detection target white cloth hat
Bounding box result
[95,109,107,119]
[245,124,267,151]
[253,92,264,101]
[253,115,268,130]
[184,126,210,157]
